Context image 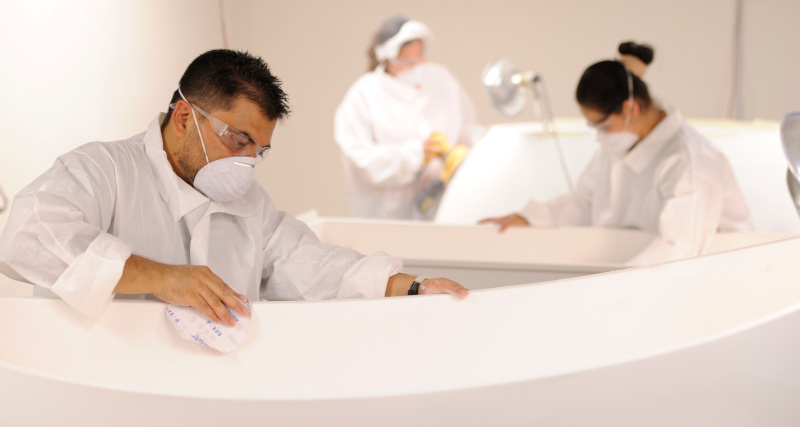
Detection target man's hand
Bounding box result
[116,255,250,326]
[419,277,469,299]
[386,273,468,298]
[478,213,530,233]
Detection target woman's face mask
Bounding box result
[596,101,638,156]
[395,61,432,87]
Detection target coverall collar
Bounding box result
[623,100,683,174]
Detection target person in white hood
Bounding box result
[0,49,467,324]
[481,42,753,265]
[335,15,482,219]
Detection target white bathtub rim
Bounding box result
[0,294,797,402]
[2,236,797,400]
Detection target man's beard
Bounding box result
[177,127,207,185]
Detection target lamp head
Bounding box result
[481,57,540,118]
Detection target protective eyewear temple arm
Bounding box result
[167,101,271,159]
[170,102,258,143]
[586,104,625,129]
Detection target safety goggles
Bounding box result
[586,106,620,131]
[170,102,271,162]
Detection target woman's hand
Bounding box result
[478,213,530,232]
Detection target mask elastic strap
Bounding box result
[178,87,210,164]
[623,66,634,130]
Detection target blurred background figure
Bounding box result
[334,15,483,220]
[481,42,753,265]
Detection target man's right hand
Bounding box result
[116,255,250,326]
[477,213,530,233]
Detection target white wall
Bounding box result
[223,0,800,216]
[1,0,799,295]
[739,0,800,120]
[0,0,226,295]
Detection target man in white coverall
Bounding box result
[0,49,467,325]
[335,15,482,219]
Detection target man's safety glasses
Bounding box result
[171,101,271,162]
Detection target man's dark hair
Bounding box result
[162,49,290,128]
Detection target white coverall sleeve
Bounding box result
[518,154,598,227]
[260,202,403,301]
[334,88,425,188]
[626,157,724,266]
[0,152,132,317]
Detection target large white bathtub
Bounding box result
[1,234,799,426]
[306,216,791,289]
[437,119,799,234]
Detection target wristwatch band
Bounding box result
[408,276,428,295]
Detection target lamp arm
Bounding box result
[537,76,575,192]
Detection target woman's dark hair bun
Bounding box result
[618,41,654,65]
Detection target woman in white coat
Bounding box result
[334,16,481,220]
[481,42,753,265]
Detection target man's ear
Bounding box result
[171,100,193,138]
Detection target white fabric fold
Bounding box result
[51,233,132,317]
[337,252,403,299]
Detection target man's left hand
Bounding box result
[386,273,469,298]
[420,277,469,299]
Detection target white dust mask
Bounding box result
[179,87,256,203]
[396,62,432,86]
[596,128,638,156]
[194,156,256,203]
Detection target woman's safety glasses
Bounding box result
[585,106,621,131]
[171,101,271,163]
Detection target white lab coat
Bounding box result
[520,102,753,265]
[0,115,402,317]
[334,63,481,219]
